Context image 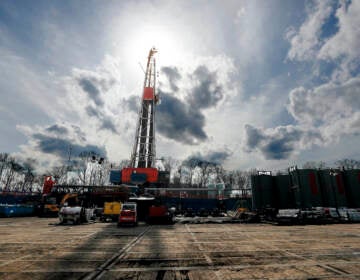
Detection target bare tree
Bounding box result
[0,153,9,183]
[3,157,23,192]
[302,161,327,169]
[198,161,215,188]
[181,158,201,186]
[335,158,360,170]
[49,165,69,185]
[76,151,99,185]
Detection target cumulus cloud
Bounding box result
[125,59,235,146]
[286,0,334,61]
[45,124,69,135]
[286,0,359,81]
[33,133,105,158]
[245,125,299,160]
[243,0,360,161]
[318,1,360,60]
[184,149,232,166]
[64,65,120,134]
[85,105,100,117]
[161,66,181,92]
[74,68,115,107]
[157,91,207,145]
[287,77,360,144]
[318,1,360,81]
[123,95,140,113]
[16,123,106,171]
[245,77,360,160]
[100,118,117,133]
[188,66,223,109]
[155,63,230,144]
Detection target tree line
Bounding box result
[0,151,359,193]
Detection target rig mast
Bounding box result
[130,47,159,168]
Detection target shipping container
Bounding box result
[121,167,158,184]
[0,204,35,217]
[109,170,122,185]
[342,169,360,208]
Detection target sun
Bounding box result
[121,25,186,72]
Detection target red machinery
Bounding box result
[42,176,55,194]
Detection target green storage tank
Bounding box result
[274,175,293,209]
[317,170,347,207]
[251,175,274,210]
[342,169,360,208]
[289,169,323,209]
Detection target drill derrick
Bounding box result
[130,47,159,169]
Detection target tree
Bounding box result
[302,161,327,169]
[335,158,360,170]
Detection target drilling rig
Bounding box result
[115,48,162,186]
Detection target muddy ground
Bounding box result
[0,217,359,279]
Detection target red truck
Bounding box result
[147,205,174,224]
[117,202,138,226]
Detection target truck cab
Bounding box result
[118,202,137,226]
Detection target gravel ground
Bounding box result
[0,217,359,279]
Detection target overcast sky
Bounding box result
[0,0,359,172]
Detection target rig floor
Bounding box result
[0,217,359,279]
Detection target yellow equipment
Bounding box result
[101,201,122,222]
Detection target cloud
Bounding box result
[124,60,234,146]
[100,118,117,133]
[200,150,232,165]
[161,67,181,92]
[85,105,100,117]
[243,125,264,150]
[63,63,121,134]
[234,7,246,23]
[75,69,115,107]
[78,77,104,107]
[244,76,360,160]
[286,0,334,61]
[188,66,223,109]
[45,124,69,135]
[33,133,106,158]
[287,77,360,128]
[123,95,139,113]
[157,91,207,144]
[155,62,231,145]
[184,149,232,166]
[286,0,360,82]
[318,1,360,81]
[244,124,319,160]
[16,123,106,171]
[318,1,360,60]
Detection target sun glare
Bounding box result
[122,25,186,72]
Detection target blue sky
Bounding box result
[0,0,359,172]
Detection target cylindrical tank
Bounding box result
[289,169,323,209]
[342,169,360,208]
[251,175,274,210]
[274,175,293,209]
[317,170,347,207]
